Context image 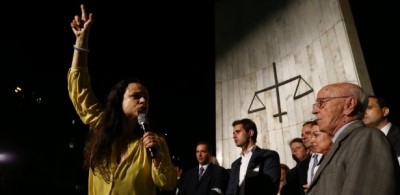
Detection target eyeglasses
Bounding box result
[313,96,351,109]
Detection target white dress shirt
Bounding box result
[239,145,256,195]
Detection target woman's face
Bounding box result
[310,130,332,155]
[122,83,149,120]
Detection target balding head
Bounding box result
[312,82,368,135]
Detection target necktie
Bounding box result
[310,154,319,180]
[199,166,204,180]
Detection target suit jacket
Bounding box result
[281,156,310,195]
[307,120,400,195]
[177,163,228,195]
[297,155,310,191]
[226,146,280,195]
[387,123,400,158]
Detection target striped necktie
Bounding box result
[311,154,319,180]
[199,166,204,180]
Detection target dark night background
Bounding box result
[1,0,398,194]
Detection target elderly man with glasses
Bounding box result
[306,82,400,195]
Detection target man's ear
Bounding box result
[382,107,390,118]
[343,97,357,115]
[249,129,254,137]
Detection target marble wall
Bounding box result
[214,0,372,168]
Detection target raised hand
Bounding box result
[70,4,93,40]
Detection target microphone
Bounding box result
[138,114,156,159]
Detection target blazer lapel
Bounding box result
[231,158,242,186]
[248,146,261,170]
[308,120,364,188]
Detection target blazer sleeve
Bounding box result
[261,150,281,194]
[210,166,229,195]
[246,148,281,195]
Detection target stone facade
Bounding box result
[215,0,372,168]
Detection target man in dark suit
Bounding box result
[282,120,322,195]
[176,141,228,195]
[226,118,280,195]
[363,95,400,165]
[307,82,400,195]
[280,137,309,195]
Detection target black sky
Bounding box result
[1,0,399,194]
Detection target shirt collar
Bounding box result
[199,163,209,170]
[381,122,392,135]
[240,145,257,157]
[332,120,357,143]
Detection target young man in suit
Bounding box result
[176,141,228,195]
[307,82,400,195]
[363,95,400,165]
[226,118,280,195]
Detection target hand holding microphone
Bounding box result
[138,114,157,159]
